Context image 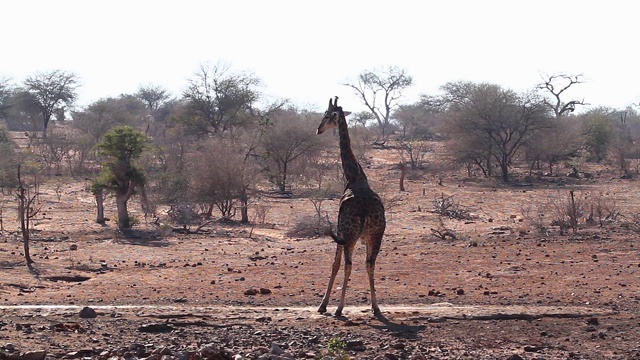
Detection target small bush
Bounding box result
[549,190,585,234]
[286,215,330,238]
[431,193,473,220]
[587,192,620,226]
[167,203,201,229]
[520,204,547,235]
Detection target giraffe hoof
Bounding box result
[334,310,343,317]
[318,307,327,314]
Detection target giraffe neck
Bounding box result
[337,113,369,187]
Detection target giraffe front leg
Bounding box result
[318,245,342,313]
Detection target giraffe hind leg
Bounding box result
[318,245,342,313]
[335,242,355,317]
[366,232,383,316]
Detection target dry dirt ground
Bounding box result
[1,146,640,359]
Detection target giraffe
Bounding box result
[316,96,386,317]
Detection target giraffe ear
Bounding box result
[343,111,352,117]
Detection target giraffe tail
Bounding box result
[328,230,346,245]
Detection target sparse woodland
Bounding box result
[2,66,639,239]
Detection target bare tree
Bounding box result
[182,62,260,134]
[538,73,587,118]
[344,65,413,138]
[23,70,79,137]
[16,164,41,268]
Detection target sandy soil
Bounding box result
[1,145,640,359]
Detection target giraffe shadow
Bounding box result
[328,312,425,340]
[368,313,426,340]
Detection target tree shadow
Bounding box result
[115,229,171,247]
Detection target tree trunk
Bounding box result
[399,162,406,192]
[239,187,249,224]
[280,162,287,192]
[95,192,106,224]
[21,222,33,265]
[116,196,130,229]
[17,188,34,265]
[500,162,509,182]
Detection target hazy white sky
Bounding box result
[2,0,638,113]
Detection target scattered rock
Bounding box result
[587,317,599,326]
[64,349,94,358]
[244,288,258,296]
[199,343,232,360]
[346,340,366,351]
[524,345,541,352]
[270,343,285,355]
[79,306,97,319]
[259,288,272,294]
[22,350,46,360]
[69,244,78,251]
[506,355,524,360]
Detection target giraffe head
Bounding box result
[317,96,351,134]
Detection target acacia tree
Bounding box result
[0,76,13,119]
[23,70,79,137]
[262,109,324,192]
[538,73,587,118]
[0,125,17,232]
[136,84,170,111]
[73,96,148,142]
[524,117,583,175]
[182,62,260,134]
[582,107,615,163]
[441,81,552,182]
[393,102,441,169]
[344,65,413,138]
[93,126,148,229]
[610,109,638,175]
[188,137,246,219]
